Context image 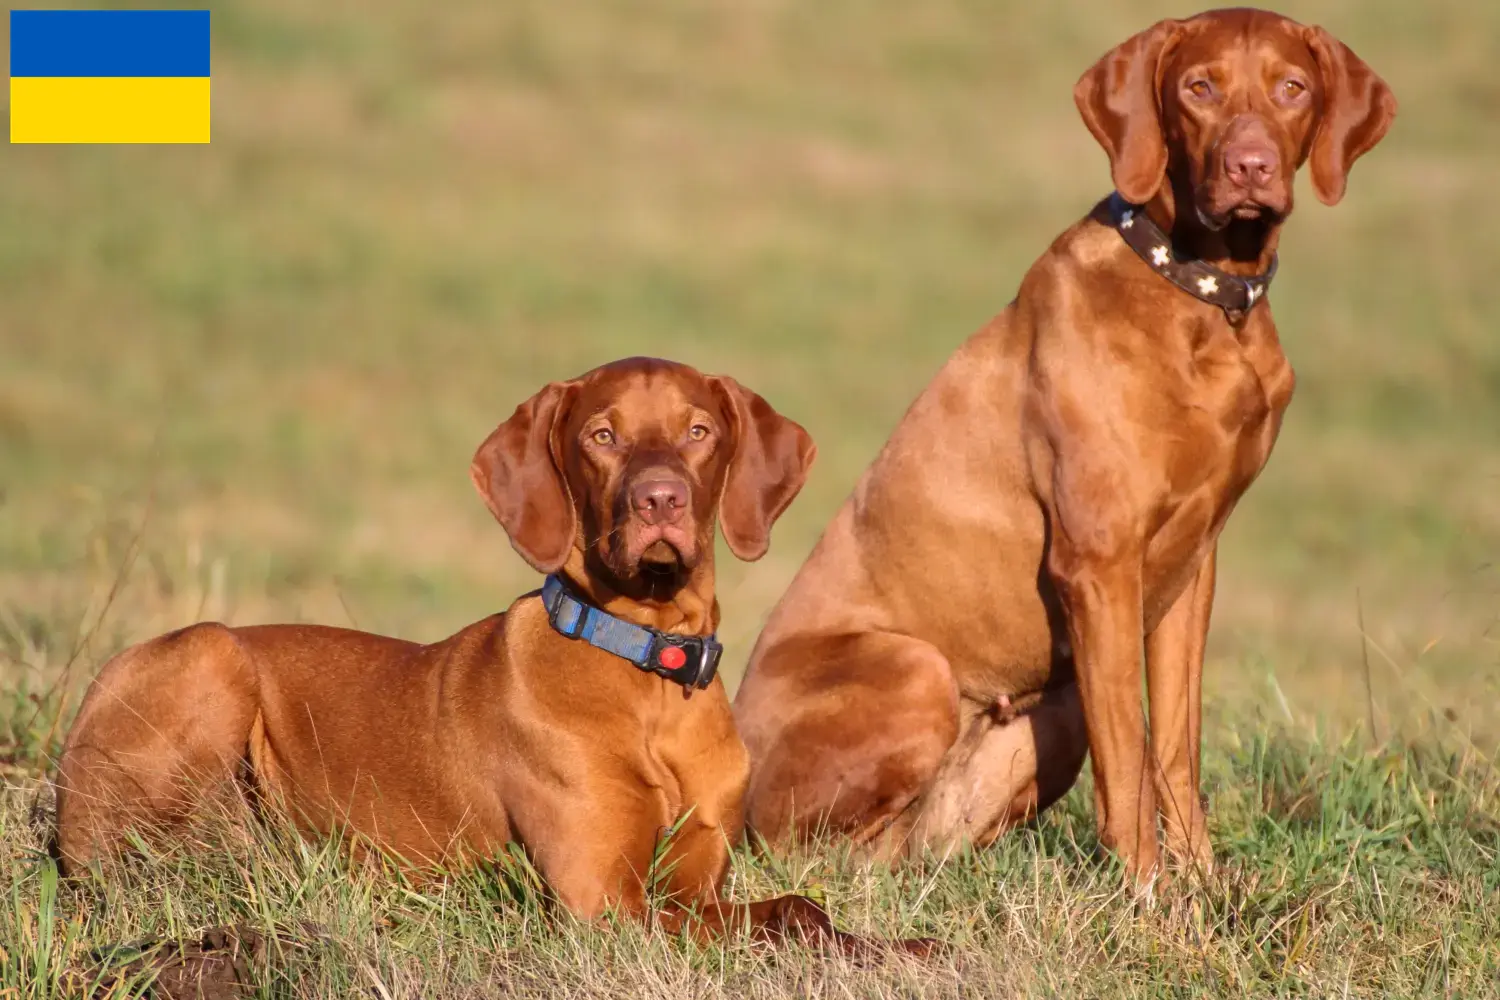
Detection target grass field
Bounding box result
[2,0,1497,995]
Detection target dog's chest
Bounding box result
[1141,312,1292,621]
[637,686,750,821]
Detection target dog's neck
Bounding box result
[558,548,720,637]
[1142,177,1284,279]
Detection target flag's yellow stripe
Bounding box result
[10,77,210,144]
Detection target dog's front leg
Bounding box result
[1048,530,1159,883]
[659,893,936,959]
[1145,545,1215,875]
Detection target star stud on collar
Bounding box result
[1196,275,1219,296]
[1150,245,1170,267]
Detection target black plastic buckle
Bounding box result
[645,633,722,690]
[543,589,587,640]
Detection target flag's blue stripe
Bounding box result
[9,10,210,78]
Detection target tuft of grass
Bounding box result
[4,578,1495,995]
[1,725,1496,997]
[2,0,1497,732]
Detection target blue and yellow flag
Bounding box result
[10,9,210,143]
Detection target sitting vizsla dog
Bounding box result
[54,358,910,950]
[734,8,1395,881]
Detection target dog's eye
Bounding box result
[1280,79,1307,100]
[1186,79,1214,100]
[591,428,615,446]
[688,424,710,442]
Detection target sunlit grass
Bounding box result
[1,718,1495,997]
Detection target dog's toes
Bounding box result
[762,895,945,965]
[828,929,949,967]
[892,935,944,960]
[766,893,837,941]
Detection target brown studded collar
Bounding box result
[1107,192,1277,325]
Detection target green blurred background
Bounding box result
[2,0,1496,745]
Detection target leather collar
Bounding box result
[541,574,722,690]
[1107,192,1277,325]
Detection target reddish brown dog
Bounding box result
[734,9,1395,881]
[53,358,913,949]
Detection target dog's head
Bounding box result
[470,358,815,592]
[1074,8,1396,228]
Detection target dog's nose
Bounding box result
[1224,142,1279,189]
[631,479,688,525]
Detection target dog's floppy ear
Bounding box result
[1074,18,1184,205]
[709,376,816,562]
[1303,27,1396,207]
[470,381,579,574]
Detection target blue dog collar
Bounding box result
[540,574,723,690]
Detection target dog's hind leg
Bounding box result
[904,682,1087,855]
[738,631,961,857]
[54,622,260,873]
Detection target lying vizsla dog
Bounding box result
[56,358,921,951]
[735,8,1395,881]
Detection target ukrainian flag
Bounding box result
[10,9,210,143]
